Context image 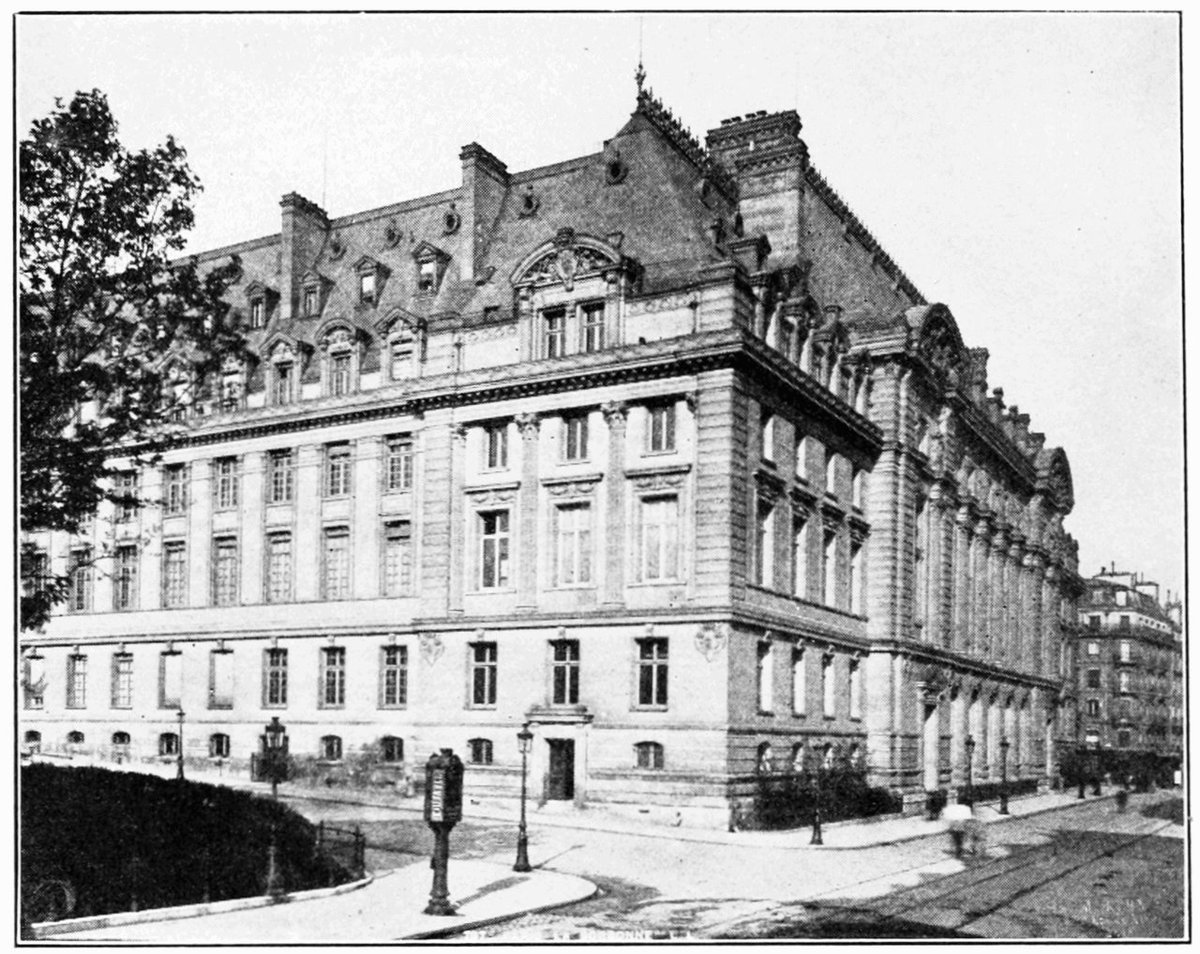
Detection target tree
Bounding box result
[20,90,243,630]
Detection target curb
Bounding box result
[31,873,376,938]
[405,880,600,940]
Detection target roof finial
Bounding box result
[635,58,646,96]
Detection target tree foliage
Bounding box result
[19,90,243,629]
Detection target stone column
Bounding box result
[515,412,541,612]
[601,402,628,607]
[972,522,991,657]
[1004,696,1019,776]
[241,451,266,604]
[987,694,1002,780]
[448,425,467,615]
[294,444,322,600]
[950,686,967,788]
[954,508,972,655]
[188,461,213,607]
[969,688,986,780]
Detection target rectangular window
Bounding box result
[793,516,809,599]
[66,654,87,709]
[383,521,414,596]
[1086,698,1101,717]
[264,648,288,707]
[221,371,241,411]
[264,532,292,603]
[1120,640,1131,662]
[320,647,346,708]
[543,307,566,358]
[792,648,806,715]
[639,495,679,582]
[581,302,605,352]
[554,503,593,586]
[159,650,182,709]
[211,537,239,606]
[849,658,863,719]
[68,548,94,613]
[849,538,865,614]
[359,271,376,302]
[303,286,318,317]
[114,471,139,522]
[113,545,138,610]
[478,510,511,589]
[1118,671,1131,693]
[484,423,509,469]
[24,654,45,710]
[822,527,838,607]
[470,642,498,706]
[822,655,835,717]
[162,541,188,608]
[647,403,676,453]
[562,414,589,461]
[1086,668,1101,689]
[1088,615,1101,630]
[637,638,669,707]
[380,645,408,708]
[384,436,414,491]
[325,443,353,497]
[249,298,265,328]
[551,640,580,705]
[322,527,351,599]
[330,352,352,396]
[209,649,234,709]
[213,457,239,510]
[273,363,294,404]
[755,496,775,588]
[795,435,809,481]
[111,653,133,709]
[268,449,294,504]
[390,334,414,379]
[163,464,187,515]
[761,411,775,463]
[756,642,774,713]
[851,466,866,510]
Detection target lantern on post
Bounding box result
[261,716,288,800]
[964,735,976,805]
[998,738,1010,814]
[514,723,534,872]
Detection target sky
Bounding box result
[15,10,1185,603]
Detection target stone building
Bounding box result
[1075,568,1183,770]
[21,74,1082,824]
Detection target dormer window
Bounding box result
[390,331,414,381]
[360,272,376,303]
[249,298,265,329]
[543,307,566,358]
[303,286,319,318]
[355,256,388,307]
[220,367,242,412]
[273,362,294,405]
[330,352,352,396]
[244,281,278,330]
[419,261,437,292]
[413,242,450,296]
[319,326,360,398]
[582,302,605,352]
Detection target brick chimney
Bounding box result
[280,192,329,320]
[459,143,510,282]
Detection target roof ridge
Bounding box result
[635,87,737,201]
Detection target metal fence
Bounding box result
[313,821,365,882]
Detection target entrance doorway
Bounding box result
[547,739,575,800]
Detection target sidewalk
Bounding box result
[43,861,596,943]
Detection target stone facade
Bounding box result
[20,78,1082,824]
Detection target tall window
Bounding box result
[264,648,288,707]
[384,436,415,492]
[1120,640,1132,662]
[209,649,234,709]
[322,527,351,599]
[211,537,239,606]
[792,648,806,715]
[484,423,508,469]
[756,642,774,712]
[551,640,580,705]
[359,271,376,303]
[163,464,187,515]
[849,538,865,614]
[755,497,775,588]
[478,510,511,589]
[822,655,835,717]
[265,532,292,603]
[581,302,605,352]
[111,653,133,708]
[822,527,838,607]
[325,443,353,497]
[637,638,669,707]
[543,307,566,358]
[554,503,592,586]
[159,650,182,709]
[213,457,239,510]
[330,352,352,396]
[849,657,863,719]
[273,362,294,404]
[825,452,839,495]
[68,548,93,613]
[114,471,139,522]
[320,647,346,708]
[220,370,242,411]
[383,521,414,596]
[647,403,676,453]
[268,450,294,504]
[913,497,928,625]
[162,541,188,608]
[760,412,775,463]
[795,434,809,480]
[562,414,589,461]
[793,516,809,599]
[249,298,265,329]
[1086,668,1101,689]
[470,642,498,706]
[635,741,664,769]
[1118,671,1131,693]
[114,545,138,610]
[66,654,87,708]
[380,645,408,708]
[639,496,679,582]
[1086,698,1101,717]
[851,466,866,510]
[303,287,319,318]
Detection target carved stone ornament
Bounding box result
[525,245,614,290]
[271,341,295,362]
[694,623,728,662]
[519,187,540,218]
[466,485,519,507]
[544,476,602,497]
[600,401,629,428]
[515,412,541,440]
[329,235,346,260]
[383,221,401,248]
[419,632,445,665]
[443,203,462,235]
[451,424,468,445]
[629,465,690,493]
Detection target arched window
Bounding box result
[790,741,806,774]
[112,731,131,746]
[319,735,343,761]
[159,732,179,756]
[756,741,774,774]
[380,736,404,762]
[634,741,664,770]
[467,738,493,765]
[209,733,231,758]
[24,730,41,753]
[66,730,85,745]
[822,743,835,771]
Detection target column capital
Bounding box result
[515,412,541,441]
[601,401,629,428]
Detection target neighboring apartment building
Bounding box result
[1076,568,1183,770]
[20,76,1082,824]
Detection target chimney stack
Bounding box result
[459,143,510,282]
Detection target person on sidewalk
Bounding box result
[943,798,972,858]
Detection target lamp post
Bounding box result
[264,716,287,800]
[514,723,533,872]
[964,735,976,806]
[810,750,824,846]
[1077,745,1087,799]
[1091,741,1102,796]
[176,709,185,781]
[998,738,1010,814]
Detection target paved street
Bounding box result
[290,790,1185,940]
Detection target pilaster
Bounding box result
[294,444,322,600]
[241,451,266,604]
[601,401,628,607]
[187,462,213,608]
[515,412,541,611]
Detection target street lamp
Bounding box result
[1091,741,1102,796]
[964,735,976,806]
[514,723,533,872]
[176,710,185,781]
[263,716,287,800]
[998,738,1010,814]
[810,747,825,846]
[1077,745,1087,799]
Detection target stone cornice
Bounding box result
[869,639,1060,693]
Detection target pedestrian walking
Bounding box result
[943,799,972,857]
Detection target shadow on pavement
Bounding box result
[1139,796,1183,825]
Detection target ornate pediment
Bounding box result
[510,230,625,291]
[262,333,312,364]
[412,241,449,265]
[907,304,968,387]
